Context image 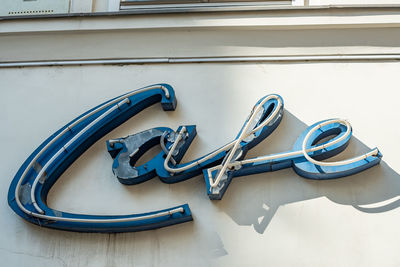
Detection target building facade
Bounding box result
[1,1,400,266]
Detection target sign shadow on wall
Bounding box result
[12,109,399,262]
[213,110,400,234]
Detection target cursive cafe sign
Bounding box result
[8,84,382,232]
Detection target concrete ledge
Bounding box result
[2,5,400,34]
[2,54,400,68]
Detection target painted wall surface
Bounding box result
[2,27,400,62]
[1,61,400,266]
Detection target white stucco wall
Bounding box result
[1,61,400,267]
[1,6,400,267]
